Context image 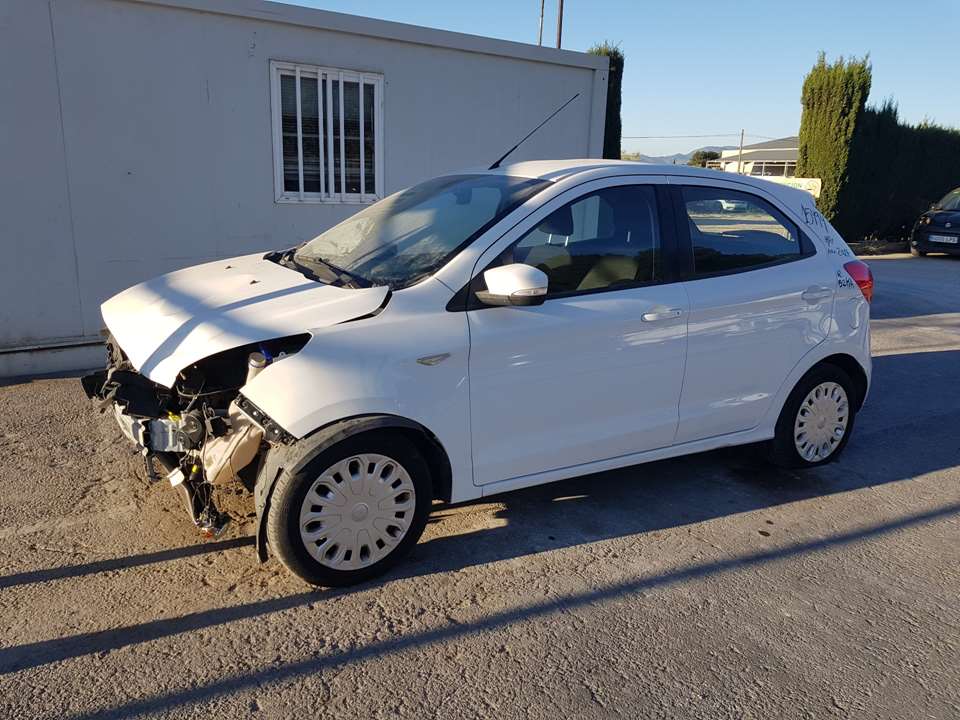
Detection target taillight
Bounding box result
[843,260,874,303]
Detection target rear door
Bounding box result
[669,180,834,443]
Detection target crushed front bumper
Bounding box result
[81,341,280,544]
[83,367,187,453]
[111,403,186,453]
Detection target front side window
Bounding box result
[293,174,551,289]
[681,187,804,276]
[492,185,662,296]
[271,61,382,203]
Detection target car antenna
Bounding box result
[488,92,580,170]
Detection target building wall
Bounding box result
[0,0,86,350]
[1,0,607,373]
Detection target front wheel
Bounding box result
[769,364,857,468]
[266,433,432,586]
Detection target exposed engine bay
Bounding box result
[81,333,309,537]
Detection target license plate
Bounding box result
[929,234,958,244]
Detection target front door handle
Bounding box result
[641,308,684,322]
[801,285,833,303]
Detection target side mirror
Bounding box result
[475,263,548,307]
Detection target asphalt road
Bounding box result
[1,253,958,719]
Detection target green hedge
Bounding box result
[846,104,960,239]
[798,53,960,241]
[588,42,623,160]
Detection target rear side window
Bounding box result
[499,185,662,296]
[680,187,805,276]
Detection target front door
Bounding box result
[465,180,689,486]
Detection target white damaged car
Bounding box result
[83,161,873,586]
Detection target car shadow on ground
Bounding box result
[15,502,960,720]
[0,349,957,696]
[403,350,958,580]
[0,536,255,590]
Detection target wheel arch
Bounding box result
[763,346,870,438]
[815,353,869,410]
[253,414,453,561]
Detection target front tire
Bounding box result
[266,432,432,586]
[769,364,857,468]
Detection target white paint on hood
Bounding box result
[101,252,389,388]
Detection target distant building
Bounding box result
[707,136,798,177]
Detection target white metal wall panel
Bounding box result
[0,0,608,371]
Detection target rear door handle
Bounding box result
[801,286,833,303]
[641,308,684,322]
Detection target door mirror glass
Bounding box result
[475,263,548,307]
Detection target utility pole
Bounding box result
[538,0,544,46]
[736,128,745,174]
[556,0,564,49]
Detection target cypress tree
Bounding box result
[588,42,623,159]
[796,53,872,227]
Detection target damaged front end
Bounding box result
[82,333,307,538]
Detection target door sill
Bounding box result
[478,427,772,498]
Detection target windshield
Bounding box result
[935,188,960,212]
[294,174,551,289]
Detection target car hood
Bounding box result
[101,252,389,388]
[928,210,960,228]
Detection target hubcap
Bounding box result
[794,382,849,462]
[299,454,416,570]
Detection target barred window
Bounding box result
[271,61,382,203]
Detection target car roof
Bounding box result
[485,158,749,182]
[474,159,812,207]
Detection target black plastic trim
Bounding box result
[235,394,296,445]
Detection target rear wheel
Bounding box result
[911,246,926,257]
[266,433,432,586]
[769,364,857,468]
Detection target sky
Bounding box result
[289,0,957,157]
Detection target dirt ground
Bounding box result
[1,253,958,719]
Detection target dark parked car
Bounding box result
[911,187,960,256]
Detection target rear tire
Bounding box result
[911,246,926,257]
[266,432,432,587]
[769,364,857,468]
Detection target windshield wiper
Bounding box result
[270,248,322,280]
[266,247,370,289]
[294,253,373,289]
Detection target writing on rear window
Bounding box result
[802,203,850,255]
